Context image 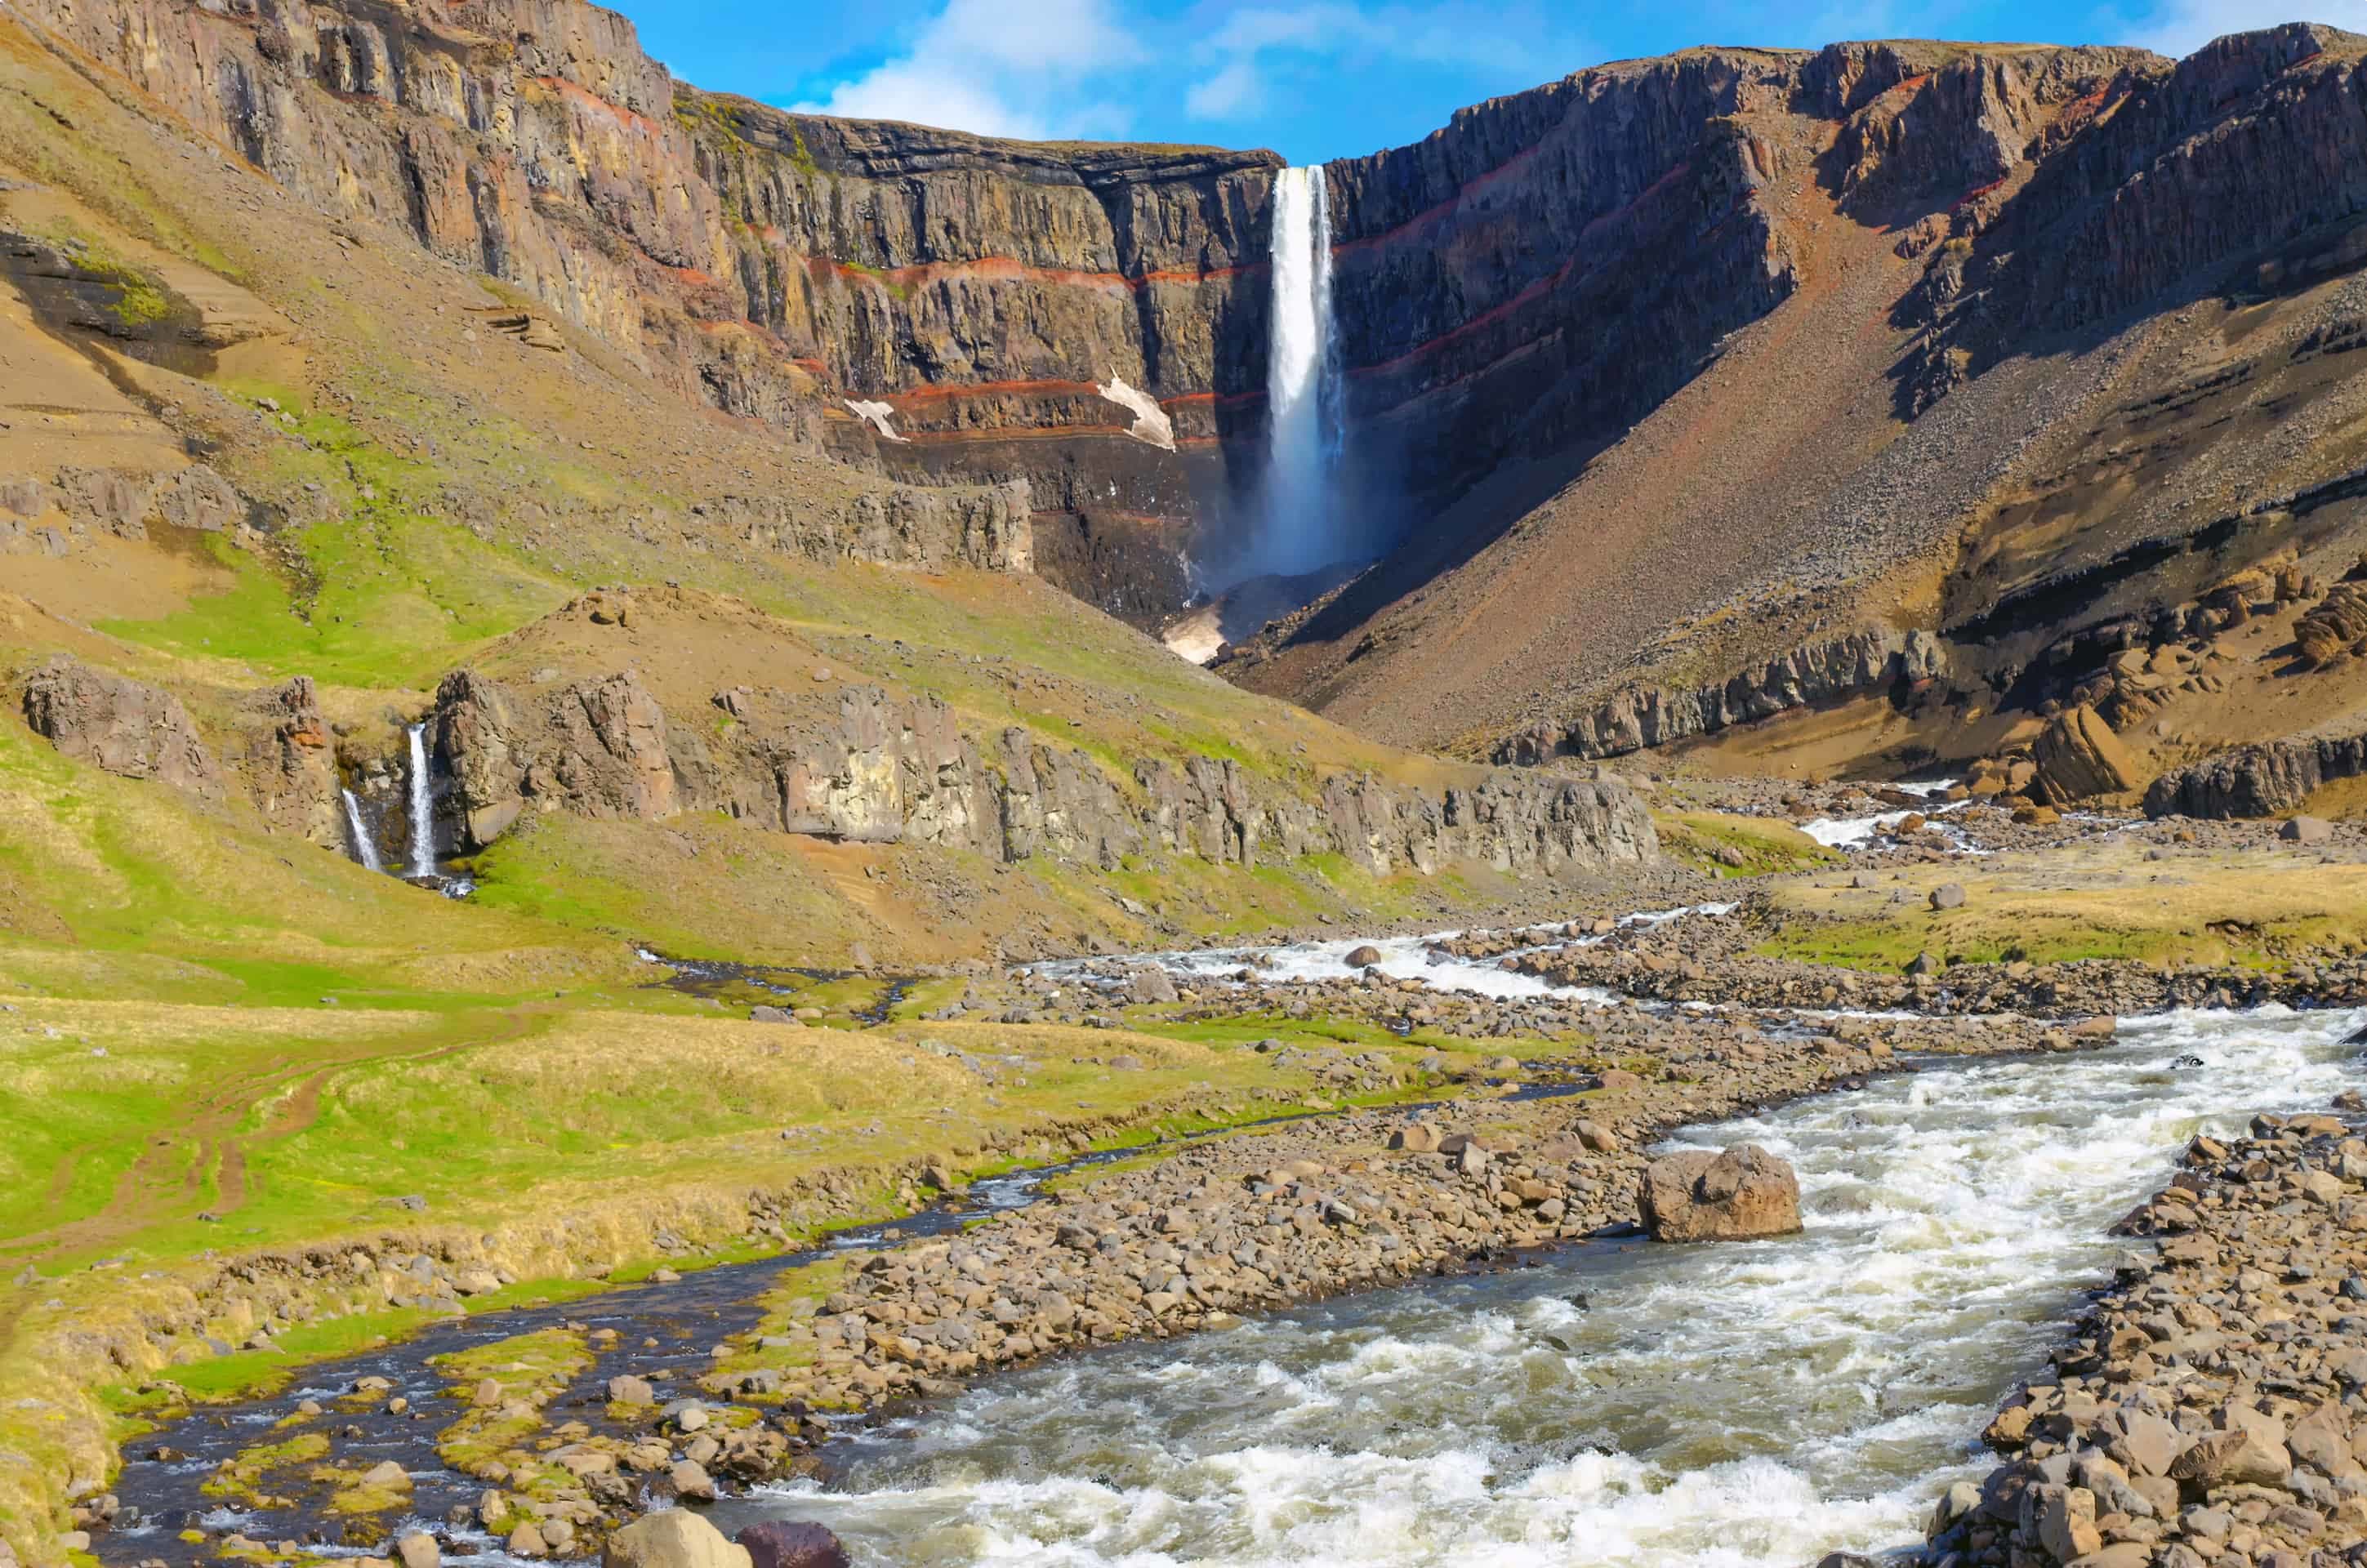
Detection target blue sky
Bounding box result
[628,0,2365,163]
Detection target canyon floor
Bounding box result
[7,791,2367,1568]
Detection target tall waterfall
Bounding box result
[405,723,435,879]
[341,790,383,874]
[1256,163,1344,577]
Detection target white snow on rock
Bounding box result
[1095,377,1175,451]
[843,399,908,443]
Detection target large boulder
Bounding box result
[2031,705,2140,804]
[604,1511,751,1568]
[735,1521,850,1568]
[20,656,220,797]
[1638,1144,1803,1241]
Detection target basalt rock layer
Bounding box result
[2146,733,2367,820]
[1493,627,1950,764]
[426,657,1660,882]
[1223,27,2367,782]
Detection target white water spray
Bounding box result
[405,723,434,878]
[1255,164,1344,577]
[340,790,382,873]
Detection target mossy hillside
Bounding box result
[103,390,574,689]
[459,800,1494,969]
[0,717,635,1007]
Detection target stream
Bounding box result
[710,1004,2365,1568]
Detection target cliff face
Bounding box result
[17,0,2367,742]
[1220,27,2367,784]
[426,657,1660,881]
[5,0,1274,610]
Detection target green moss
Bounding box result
[1655,810,1839,879]
[200,1432,331,1503]
[100,396,573,688]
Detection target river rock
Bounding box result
[1345,945,1384,969]
[735,1521,851,1568]
[1126,965,1179,1005]
[1637,1144,1803,1241]
[669,1459,718,1501]
[606,1512,752,1568]
[394,1533,439,1568]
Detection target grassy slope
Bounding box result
[1759,837,2367,970]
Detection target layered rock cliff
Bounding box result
[1493,627,1950,764]
[1218,28,2367,782]
[426,658,1660,880]
[2146,732,2367,819]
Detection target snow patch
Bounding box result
[843,399,908,443]
[1095,377,1175,451]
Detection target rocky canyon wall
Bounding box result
[426,663,1660,880]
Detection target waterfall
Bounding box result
[1256,163,1344,578]
[405,723,435,879]
[341,790,383,874]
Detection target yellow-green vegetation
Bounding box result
[430,1329,591,1490]
[698,1255,853,1402]
[1758,841,2367,971]
[0,717,635,1009]
[199,1432,329,1507]
[105,393,573,688]
[0,1000,1499,1556]
[1654,810,1839,879]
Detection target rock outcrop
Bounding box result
[239,677,341,846]
[435,669,702,848]
[1636,1144,1803,1241]
[428,666,1658,881]
[19,657,220,798]
[2146,733,2367,820]
[2030,704,2142,804]
[1496,628,1950,763]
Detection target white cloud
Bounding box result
[2122,0,2367,57]
[795,0,1145,140]
[1182,2,1577,123]
[1186,56,1265,117]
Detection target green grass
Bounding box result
[0,719,634,1008]
[100,399,573,688]
[1655,809,1839,879]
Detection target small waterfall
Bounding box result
[341,790,383,874]
[405,723,435,879]
[1256,163,1344,577]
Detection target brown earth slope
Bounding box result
[1222,26,2367,795]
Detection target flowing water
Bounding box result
[1252,164,1343,579]
[1031,903,1733,1003]
[717,1005,2364,1568]
[406,723,435,879]
[340,789,382,873]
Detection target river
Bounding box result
[713,1004,2362,1567]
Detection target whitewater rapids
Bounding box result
[720,1005,2362,1567]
